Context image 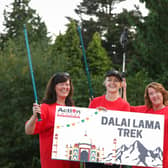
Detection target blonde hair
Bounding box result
[144,82,168,108]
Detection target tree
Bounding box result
[128,0,168,82]
[0,39,42,168]
[0,1,53,167]
[50,33,68,72]
[74,0,144,68]
[63,21,83,75]
[86,32,112,76]
[126,70,152,105]
[0,0,51,50]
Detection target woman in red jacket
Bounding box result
[25,72,80,168]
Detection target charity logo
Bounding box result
[57,107,81,118]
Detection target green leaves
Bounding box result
[130,0,168,80]
[86,32,112,76]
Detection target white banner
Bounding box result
[52,106,164,167]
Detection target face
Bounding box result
[148,87,164,107]
[104,76,121,93]
[55,80,71,98]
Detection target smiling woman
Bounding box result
[123,81,168,168]
[144,82,168,111]
[89,69,130,111]
[25,72,80,168]
[87,69,130,168]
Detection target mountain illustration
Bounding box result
[104,140,163,167]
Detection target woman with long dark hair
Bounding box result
[25,72,80,168]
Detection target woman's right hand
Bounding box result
[25,103,41,135]
[32,103,41,117]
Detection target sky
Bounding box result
[0,0,148,38]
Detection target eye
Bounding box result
[65,84,70,87]
[108,79,119,83]
[149,93,153,96]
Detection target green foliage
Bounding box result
[50,20,90,106]
[1,0,50,50]
[0,39,41,167]
[63,21,83,75]
[91,75,105,97]
[129,0,168,81]
[126,70,152,106]
[74,0,143,67]
[50,34,68,72]
[72,71,90,107]
[86,32,112,76]
[64,21,92,106]
[0,1,51,166]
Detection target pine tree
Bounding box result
[1,0,50,49]
[129,0,168,82]
[86,32,112,76]
[74,0,143,67]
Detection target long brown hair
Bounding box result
[42,72,74,106]
[144,82,168,108]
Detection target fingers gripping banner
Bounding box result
[52,106,164,167]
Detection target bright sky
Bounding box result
[0,0,148,38]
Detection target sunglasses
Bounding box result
[54,72,70,78]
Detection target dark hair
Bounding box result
[105,69,123,81]
[42,72,74,106]
[144,82,168,108]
